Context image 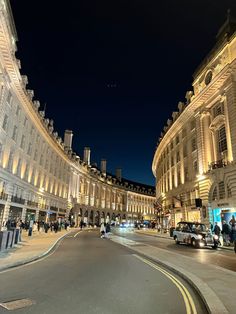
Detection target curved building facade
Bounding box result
[0,1,155,228]
[152,16,236,229]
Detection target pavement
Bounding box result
[0,227,235,314]
[0,228,75,272]
[135,228,235,251]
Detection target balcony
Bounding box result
[11,195,25,204]
[209,159,227,170]
[0,191,8,201]
[27,200,39,208]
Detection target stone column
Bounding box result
[222,94,233,162]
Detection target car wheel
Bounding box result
[174,236,180,244]
[191,238,199,248]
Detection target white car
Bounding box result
[173,221,219,249]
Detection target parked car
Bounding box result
[173,221,219,249]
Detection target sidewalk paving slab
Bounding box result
[0,229,75,272]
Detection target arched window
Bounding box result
[218,181,225,199]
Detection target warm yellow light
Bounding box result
[197,174,206,181]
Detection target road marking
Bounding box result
[74,231,81,238]
[133,254,197,314]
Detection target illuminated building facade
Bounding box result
[152,15,236,229]
[0,1,155,228]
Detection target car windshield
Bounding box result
[191,224,206,233]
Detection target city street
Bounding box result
[0,229,207,314]
[116,228,236,272]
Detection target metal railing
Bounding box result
[0,191,8,201]
[11,195,25,204]
[209,159,227,170]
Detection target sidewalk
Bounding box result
[0,229,73,272]
[135,228,235,251]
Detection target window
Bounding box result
[183,145,187,157]
[7,151,13,171]
[177,170,181,186]
[191,138,197,152]
[212,187,218,200]
[170,142,173,150]
[2,114,8,131]
[218,181,225,199]
[182,128,187,138]
[227,185,232,198]
[184,167,189,182]
[6,91,12,104]
[213,103,224,118]
[23,117,27,126]
[171,156,174,167]
[34,149,38,161]
[16,105,20,116]
[30,126,34,135]
[0,143,3,163]
[218,126,227,153]
[176,135,179,145]
[176,151,180,162]
[193,160,198,173]
[40,154,44,166]
[172,174,175,188]
[17,158,22,176]
[20,135,25,149]
[27,143,32,155]
[190,120,196,130]
[12,126,17,141]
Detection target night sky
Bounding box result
[10,0,236,186]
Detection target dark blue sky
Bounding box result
[10,0,236,186]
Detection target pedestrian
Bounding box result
[213,222,221,245]
[221,220,230,246]
[79,219,84,230]
[54,221,59,233]
[105,223,111,238]
[64,220,68,231]
[44,222,49,233]
[100,222,106,238]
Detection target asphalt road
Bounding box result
[115,228,236,272]
[0,230,207,314]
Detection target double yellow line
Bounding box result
[133,254,197,314]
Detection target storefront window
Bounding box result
[218,181,225,199]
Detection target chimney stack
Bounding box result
[64,130,73,150]
[101,159,107,175]
[116,168,122,181]
[83,147,91,165]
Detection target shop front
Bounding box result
[8,206,22,222]
[25,209,36,223]
[174,210,183,226]
[187,207,201,222]
[212,207,236,229]
[0,204,4,226]
[39,210,47,222]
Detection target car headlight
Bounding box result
[197,235,202,239]
[213,235,218,240]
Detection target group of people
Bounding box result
[212,215,236,252]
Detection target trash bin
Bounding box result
[169,227,175,237]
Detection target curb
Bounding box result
[135,231,234,251]
[0,231,74,273]
[111,235,229,314]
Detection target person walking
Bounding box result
[221,220,230,246]
[229,215,236,253]
[213,222,221,246]
[79,219,84,230]
[100,222,106,238]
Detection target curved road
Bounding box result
[116,228,236,272]
[0,230,207,314]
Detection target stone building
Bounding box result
[0,1,155,228]
[152,14,236,229]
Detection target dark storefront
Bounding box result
[8,206,22,222]
[25,209,36,223]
